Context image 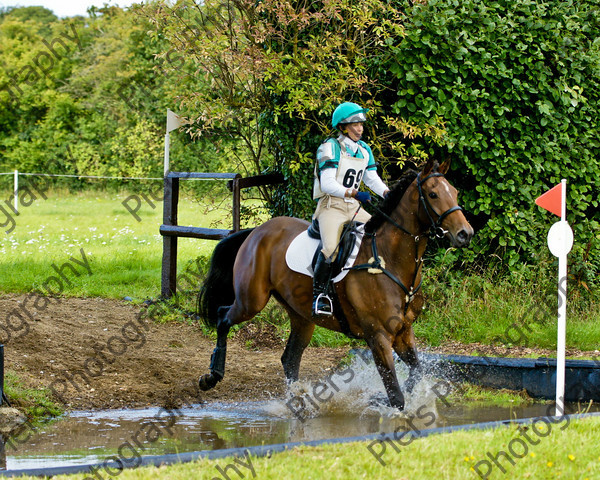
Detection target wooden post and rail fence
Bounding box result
[159,171,284,298]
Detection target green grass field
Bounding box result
[1,188,599,352]
[0,188,229,300]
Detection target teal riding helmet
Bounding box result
[331,102,369,129]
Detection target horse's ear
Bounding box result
[438,158,451,175]
[422,157,436,177]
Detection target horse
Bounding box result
[197,158,473,410]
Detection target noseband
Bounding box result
[417,172,464,239]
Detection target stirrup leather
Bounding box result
[314,292,333,316]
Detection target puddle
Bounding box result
[3,355,598,471]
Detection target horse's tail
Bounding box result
[198,228,255,327]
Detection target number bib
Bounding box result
[313,140,370,200]
[335,142,369,191]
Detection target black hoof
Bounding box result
[369,393,405,411]
[198,373,221,391]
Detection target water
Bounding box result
[3,356,598,471]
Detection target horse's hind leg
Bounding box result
[199,306,233,390]
[199,286,271,391]
[281,312,315,382]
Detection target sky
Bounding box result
[0,0,141,17]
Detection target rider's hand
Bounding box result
[355,191,371,204]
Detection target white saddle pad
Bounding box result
[285,225,364,283]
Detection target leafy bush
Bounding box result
[388,0,600,278]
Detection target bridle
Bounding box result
[416,172,464,239]
[347,170,465,314]
[368,171,464,240]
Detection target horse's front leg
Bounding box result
[394,327,423,394]
[367,332,405,410]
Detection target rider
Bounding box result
[312,101,390,316]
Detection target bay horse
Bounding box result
[198,158,473,410]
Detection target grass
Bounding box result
[1,188,599,352]
[416,260,600,354]
[8,415,600,479]
[445,382,543,407]
[0,187,232,300]
[4,371,63,418]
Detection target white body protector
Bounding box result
[313,140,370,200]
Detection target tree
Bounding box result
[0,5,221,184]
[141,0,427,214]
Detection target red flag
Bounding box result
[535,183,562,217]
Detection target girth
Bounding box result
[346,231,423,315]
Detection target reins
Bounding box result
[349,230,424,310]
[347,171,464,313]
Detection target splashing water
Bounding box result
[263,353,442,435]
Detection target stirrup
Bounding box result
[314,293,333,316]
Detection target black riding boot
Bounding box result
[313,252,333,317]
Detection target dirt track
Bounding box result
[1,294,596,412]
[1,294,348,411]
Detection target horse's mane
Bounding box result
[365,169,419,234]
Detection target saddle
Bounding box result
[307,219,363,278]
[284,220,364,338]
[284,220,364,283]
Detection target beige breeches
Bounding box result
[313,195,371,259]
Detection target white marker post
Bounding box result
[165,109,186,176]
[545,179,573,416]
[13,170,18,214]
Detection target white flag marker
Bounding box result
[164,109,187,176]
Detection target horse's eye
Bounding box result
[429,192,438,199]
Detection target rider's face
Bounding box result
[344,122,364,142]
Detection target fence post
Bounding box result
[0,344,8,407]
[159,172,283,299]
[161,175,179,298]
[232,175,241,232]
[13,171,18,214]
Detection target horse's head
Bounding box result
[415,158,473,247]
